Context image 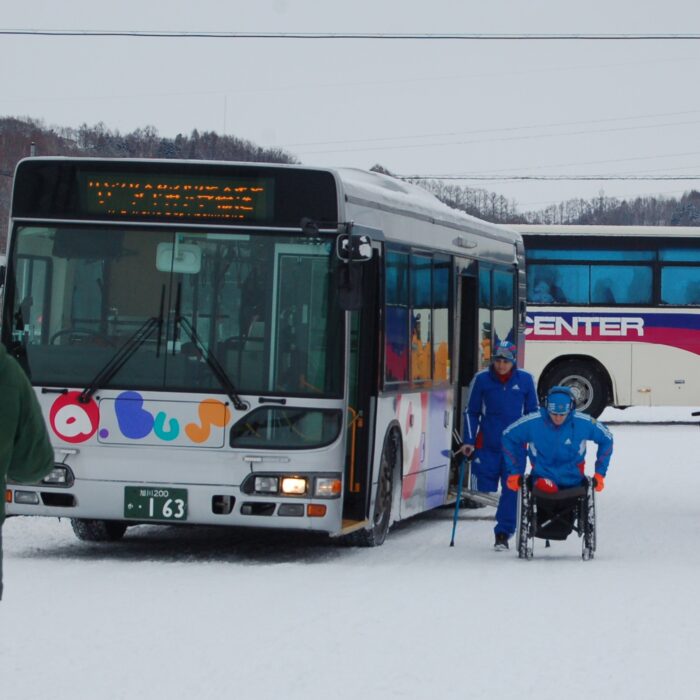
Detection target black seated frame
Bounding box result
[530,478,588,541]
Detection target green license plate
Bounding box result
[124,486,188,521]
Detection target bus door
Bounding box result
[342,249,379,525]
[456,265,479,441]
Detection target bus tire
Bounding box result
[540,360,608,418]
[71,518,128,542]
[344,429,400,547]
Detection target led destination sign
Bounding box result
[12,160,339,227]
[80,172,273,222]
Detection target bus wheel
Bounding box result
[71,519,128,542]
[345,429,400,547]
[541,360,608,418]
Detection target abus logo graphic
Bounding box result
[49,391,100,443]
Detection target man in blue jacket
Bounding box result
[459,340,538,550]
[502,385,613,498]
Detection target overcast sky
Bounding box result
[2,0,700,212]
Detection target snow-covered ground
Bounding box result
[2,422,700,700]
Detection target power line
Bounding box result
[2,29,700,40]
[401,175,700,181]
[300,118,700,155]
[284,108,700,149]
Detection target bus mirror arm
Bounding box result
[336,263,364,311]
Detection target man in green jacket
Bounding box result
[0,343,54,600]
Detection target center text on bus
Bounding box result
[525,315,645,337]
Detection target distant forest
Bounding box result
[1,116,698,248]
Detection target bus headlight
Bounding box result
[42,465,74,487]
[281,477,307,495]
[254,476,279,494]
[314,477,342,497]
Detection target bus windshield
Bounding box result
[6,225,344,397]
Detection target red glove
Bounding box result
[506,474,522,491]
[534,477,559,494]
[593,473,605,492]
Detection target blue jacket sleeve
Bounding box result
[589,419,614,477]
[502,417,531,476]
[462,374,484,446]
[523,372,538,415]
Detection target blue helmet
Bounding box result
[546,385,575,415]
[493,340,517,362]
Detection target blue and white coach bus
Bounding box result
[512,224,700,417]
[2,158,524,545]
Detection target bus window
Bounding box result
[13,253,51,345]
[493,269,515,348]
[432,255,450,382]
[478,268,491,368]
[659,248,700,262]
[590,265,652,305]
[527,264,586,304]
[411,254,432,382]
[384,250,409,383]
[661,266,700,305]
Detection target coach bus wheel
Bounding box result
[71,518,128,542]
[540,360,608,418]
[345,429,400,547]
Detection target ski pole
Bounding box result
[449,453,469,547]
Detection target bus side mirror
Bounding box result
[0,265,5,289]
[335,233,372,311]
[336,234,373,262]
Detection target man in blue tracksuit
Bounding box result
[459,340,537,550]
[502,385,613,498]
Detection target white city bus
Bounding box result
[512,224,700,417]
[2,158,525,545]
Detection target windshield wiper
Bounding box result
[78,316,162,404]
[78,287,165,404]
[176,315,248,411]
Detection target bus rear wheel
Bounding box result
[345,429,400,547]
[540,360,608,418]
[71,519,128,542]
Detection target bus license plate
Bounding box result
[124,487,188,521]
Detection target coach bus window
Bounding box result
[384,250,409,383]
[432,255,450,382]
[590,265,652,305]
[659,248,700,262]
[411,254,432,382]
[527,248,654,261]
[661,266,700,305]
[527,265,580,304]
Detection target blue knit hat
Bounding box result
[546,386,575,415]
[493,340,517,362]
